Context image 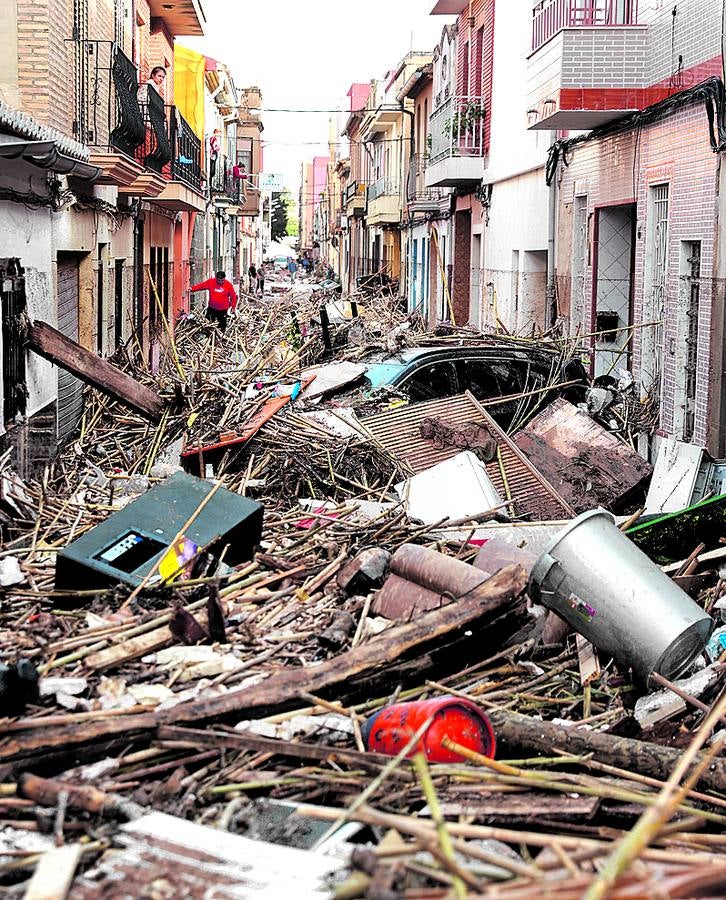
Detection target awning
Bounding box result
[0,140,102,181]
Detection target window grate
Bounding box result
[683,241,701,442]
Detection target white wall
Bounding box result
[486,2,551,182]
[481,170,550,332]
[0,167,56,428]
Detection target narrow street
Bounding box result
[1,1,726,898]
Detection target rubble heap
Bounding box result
[1,289,725,899]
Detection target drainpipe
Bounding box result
[546,130,558,330]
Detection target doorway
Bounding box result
[56,253,84,443]
[592,203,636,378]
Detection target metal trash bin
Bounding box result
[529,509,712,683]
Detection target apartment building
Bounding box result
[526,0,724,454]
[397,50,453,325]
[0,0,205,472]
[341,82,371,293]
[236,87,264,279]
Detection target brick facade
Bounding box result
[557,99,719,450]
[455,0,495,152]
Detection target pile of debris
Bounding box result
[1,294,726,898]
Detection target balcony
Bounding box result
[238,187,261,217]
[527,0,647,130]
[75,41,145,186]
[367,177,402,226]
[532,0,640,51]
[121,84,171,198]
[210,158,242,207]
[407,154,447,211]
[345,180,367,217]
[155,107,206,212]
[425,95,486,187]
[147,0,206,36]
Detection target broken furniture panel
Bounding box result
[644,437,705,515]
[513,397,652,513]
[396,450,504,526]
[70,811,343,898]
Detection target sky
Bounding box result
[181,0,455,199]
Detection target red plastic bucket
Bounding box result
[363,695,496,763]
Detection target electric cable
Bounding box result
[546,75,726,185]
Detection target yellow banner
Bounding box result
[174,44,206,141]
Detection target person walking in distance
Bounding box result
[247,262,257,294]
[256,266,266,297]
[190,270,238,332]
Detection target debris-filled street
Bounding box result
[4,0,726,897]
[2,277,726,898]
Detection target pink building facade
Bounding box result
[534,0,726,454]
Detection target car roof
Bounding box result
[361,341,565,388]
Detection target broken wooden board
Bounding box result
[23,842,83,900]
[84,610,209,672]
[27,321,164,422]
[70,812,342,898]
[513,397,652,513]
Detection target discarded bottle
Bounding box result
[363,696,495,763]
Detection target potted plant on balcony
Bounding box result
[443,101,486,138]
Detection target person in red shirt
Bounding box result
[190,270,238,332]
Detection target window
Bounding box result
[402,361,457,403]
[682,241,701,442]
[237,137,253,175]
[462,359,525,400]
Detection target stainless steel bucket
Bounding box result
[529,509,712,682]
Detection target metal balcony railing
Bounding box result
[429,95,486,166]
[368,177,401,203]
[71,40,145,158]
[532,0,640,52]
[169,108,203,192]
[407,154,446,203]
[210,157,242,203]
[135,84,171,174]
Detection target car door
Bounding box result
[399,359,458,403]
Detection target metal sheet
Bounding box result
[360,393,574,521]
[645,438,704,514]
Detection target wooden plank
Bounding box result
[85,610,209,672]
[487,709,726,795]
[28,320,164,422]
[159,564,527,725]
[24,843,83,900]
